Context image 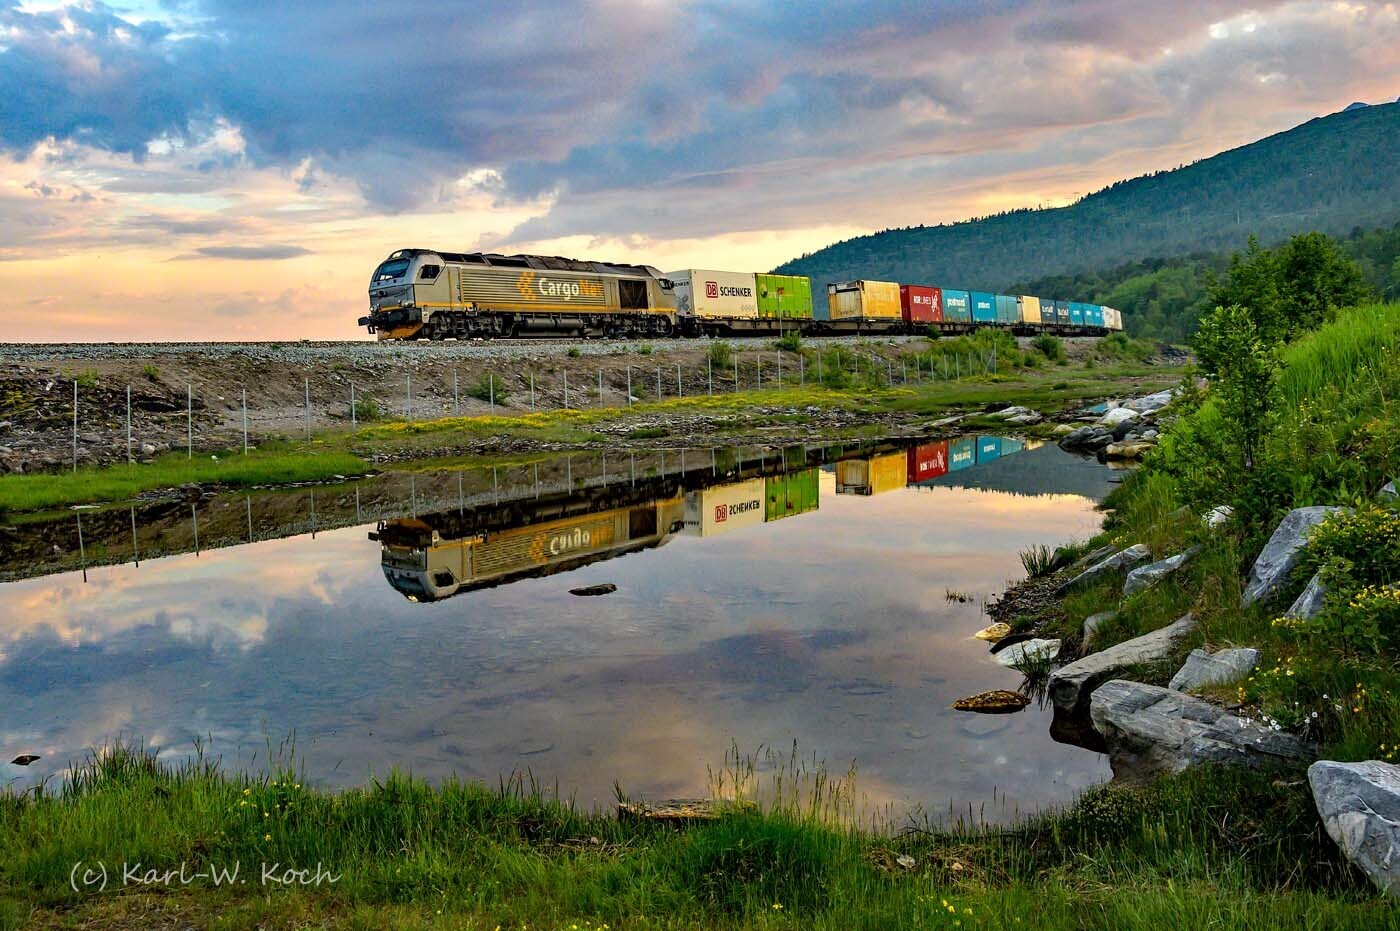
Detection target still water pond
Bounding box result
[1,437,1114,819]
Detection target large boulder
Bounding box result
[1057,544,1153,594]
[1241,507,1345,607]
[1285,573,1328,620]
[1059,425,1114,453]
[1049,613,1197,712]
[1308,760,1400,897]
[1122,389,1176,414]
[1098,407,1139,428]
[994,638,1062,669]
[1090,680,1313,783]
[1124,547,1199,597]
[1168,647,1259,692]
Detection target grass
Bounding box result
[1,741,1391,931]
[0,448,368,513]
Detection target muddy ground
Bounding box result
[0,337,1181,473]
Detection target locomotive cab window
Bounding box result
[618,279,649,310]
[373,259,411,283]
[418,264,441,281]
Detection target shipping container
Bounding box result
[765,468,819,522]
[1069,302,1088,326]
[995,294,1019,325]
[666,269,759,319]
[1018,295,1042,325]
[899,285,943,324]
[835,451,907,496]
[906,440,950,484]
[754,273,813,320]
[948,437,976,472]
[1085,304,1105,328]
[827,280,902,320]
[970,291,997,324]
[683,477,766,537]
[1054,300,1071,324]
[942,289,972,323]
[977,436,1002,464]
[1103,307,1123,330]
[1039,297,1057,326]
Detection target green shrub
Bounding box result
[141,363,161,380]
[566,347,581,358]
[467,374,507,404]
[352,395,382,422]
[707,341,734,370]
[1299,507,1400,654]
[1031,333,1065,362]
[776,330,802,352]
[637,344,654,356]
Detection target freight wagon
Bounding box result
[360,248,1126,341]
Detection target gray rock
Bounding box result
[994,638,1062,669]
[1241,506,1346,606]
[1122,389,1176,414]
[1204,505,1234,529]
[1104,441,1155,460]
[1098,407,1139,428]
[1168,647,1259,692]
[1057,544,1153,594]
[1090,680,1313,783]
[1081,610,1119,648]
[1124,546,1199,597]
[1285,573,1328,620]
[1381,480,1398,502]
[1049,613,1196,712]
[990,405,1036,421]
[1070,544,1119,571]
[1141,429,1159,440]
[1308,760,1400,898]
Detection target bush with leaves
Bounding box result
[1192,304,1279,472]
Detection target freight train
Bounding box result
[358,248,1123,340]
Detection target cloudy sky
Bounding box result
[3,0,1398,341]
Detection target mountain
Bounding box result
[775,102,1400,313]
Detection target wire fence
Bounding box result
[64,346,1000,470]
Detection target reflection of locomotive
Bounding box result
[374,495,685,601]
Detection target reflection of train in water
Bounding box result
[373,436,1040,602]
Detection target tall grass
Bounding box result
[1276,303,1400,412]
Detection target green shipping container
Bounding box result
[765,468,819,522]
[755,274,814,319]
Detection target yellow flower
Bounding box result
[263,833,271,841]
[772,903,783,910]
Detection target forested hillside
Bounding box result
[775,103,1400,316]
[1009,221,1400,342]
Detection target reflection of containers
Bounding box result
[684,478,766,537]
[977,436,1002,464]
[754,273,813,320]
[827,280,902,320]
[942,289,971,323]
[765,468,819,522]
[1018,295,1042,325]
[948,437,976,472]
[835,451,907,496]
[667,269,758,320]
[900,285,943,324]
[970,291,997,324]
[1000,437,1024,456]
[906,440,950,483]
[995,294,1019,325]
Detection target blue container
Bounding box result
[977,436,1002,463]
[1039,298,1057,325]
[942,289,971,323]
[1054,300,1071,324]
[948,438,976,472]
[970,291,997,324]
[994,294,1019,325]
[1069,302,1087,326]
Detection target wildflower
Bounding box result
[263,833,271,841]
[772,903,783,911]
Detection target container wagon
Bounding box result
[755,273,814,329]
[668,268,760,336]
[970,291,997,325]
[942,289,972,326]
[900,285,942,326]
[995,294,1019,326]
[820,280,904,333]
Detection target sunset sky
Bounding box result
[3,0,1399,341]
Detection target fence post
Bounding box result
[887,359,893,386]
[656,365,661,400]
[627,365,632,405]
[454,372,460,416]
[530,373,536,410]
[242,388,248,454]
[187,383,192,458]
[817,349,823,383]
[707,356,713,395]
[125,385,132,464]
[901,359,907,384]
[598,369,603,407]
[777,351,782,386]
[351,383,357,428]
[757,356,762,390]
[304,376,311,442]
[72,379,78,473]
[733,355,738,391]
[677,362,683,398]
[407,374,413,423]
[489,374,495,411]
[800,354,804,386]
[563,371,569,408]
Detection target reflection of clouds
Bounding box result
[1,472,1110,817]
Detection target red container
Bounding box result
[906,441,950,484]
[900,285,942,323]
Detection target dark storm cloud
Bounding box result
[0,0,1394,239]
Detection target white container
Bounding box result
[665,269,758,320]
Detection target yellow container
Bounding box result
[1018,295,1041,325]
[827,280,902,320]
